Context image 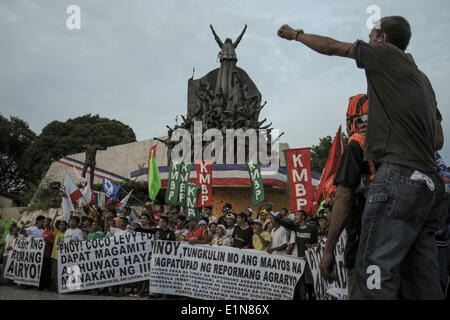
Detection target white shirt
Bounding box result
[270,226,289,253]
[25,226,44,238]
[289,231,298,257]
[114,228,130,237]
[64,228,84,243]
[226,226,235,239]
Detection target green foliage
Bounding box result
[310,132,348,173]
[311,136,333,173]
[0,113,36,203]
[24,114,136,186]
[22,178,63,212]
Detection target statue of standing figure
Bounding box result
[82,142,107,186]
[210,24,247,101]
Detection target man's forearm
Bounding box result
[277,25,355,58]
[272,243,287,252]
[323,185,354,254]
[295,33,343,56]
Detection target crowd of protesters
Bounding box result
[0,198,331,299]
[1,15,450,301]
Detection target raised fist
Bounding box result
[277,24,296,40]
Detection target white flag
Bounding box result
[117,189,133,213]
[82,182,93,204]
[62,194,74,223]
[72,165,87,187]
[64,171,83,202]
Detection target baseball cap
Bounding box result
[252,219,264,226]
[226,213,235,220]
[198,220,207,225]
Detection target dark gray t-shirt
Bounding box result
[354,40,438,172]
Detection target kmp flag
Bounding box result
[246,159,264,206]
[64,172,83,202]
[148,145,161,200]
[165,160,182,205]
[285,148,313,213]
[117,189,133,213]
[178,162,193,208]
[186,183,200,221]
[195,160,213,208]
[102,177,121,201]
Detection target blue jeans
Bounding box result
[356,162,448,299]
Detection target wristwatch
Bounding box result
[294,29,304,40]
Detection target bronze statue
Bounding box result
[82,142,107,186]
[210,24,247,100]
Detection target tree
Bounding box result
[310,133,348,173]
[311,136,333,173]
[24,114,136,186]
[0,113,36,202]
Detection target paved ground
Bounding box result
[0,284,168,300]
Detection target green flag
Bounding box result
[246,159,265,206]
[148,145,161,200]
[186,183,201,221]
[178,162,192,208]
[165,160,182,205]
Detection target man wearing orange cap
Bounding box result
[319,94,371,300]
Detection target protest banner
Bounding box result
[305,231,348,300]
[4,238,45,286]
[246,159,265,206]
[186,183,201,220]
[57,232,154,293]
[285,148,313,213]
[178,162,193,208]
[165,160,182,205]
[149,241,305,300]
[195,160,213,208]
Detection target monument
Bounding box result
[158,24,276,164]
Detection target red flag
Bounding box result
[117,189,133,213]
[195,160,213,207]
[285,148,313,213]
[312,126,344,213]
[64,171,83,202]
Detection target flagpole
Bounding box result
[120,188,145,205]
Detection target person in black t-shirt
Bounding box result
[131,216,175,241]
[231,212,253,249]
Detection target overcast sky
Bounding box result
[1,0,449,161]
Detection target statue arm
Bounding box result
[154,137,167,145]
[233,24,247,48]
[210,25,223,48]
